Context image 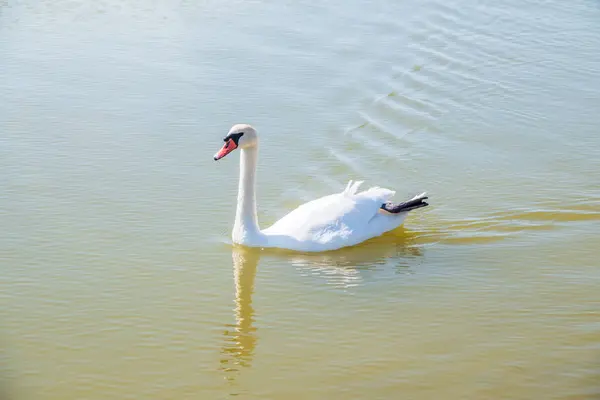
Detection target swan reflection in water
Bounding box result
[219,246,260,379]
[272,227,426,289]
[219,228,426,380]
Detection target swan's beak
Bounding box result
[214,139,237,161]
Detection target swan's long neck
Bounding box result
[233,146,262,243]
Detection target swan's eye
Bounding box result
[226,132,244,145]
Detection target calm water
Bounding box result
[2,0,600,399]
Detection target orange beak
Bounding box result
[214,139,238,161]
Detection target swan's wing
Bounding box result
[263,181,395,245]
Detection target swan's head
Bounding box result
[213,124,258,161]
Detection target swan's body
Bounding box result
[214,124,428,252]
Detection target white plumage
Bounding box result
[214,124,428,252]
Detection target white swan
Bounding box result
[214,124,429,252]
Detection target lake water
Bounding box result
[2,0,600,399]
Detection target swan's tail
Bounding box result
[380,192,429,214]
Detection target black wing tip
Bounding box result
[381,197,429,213]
